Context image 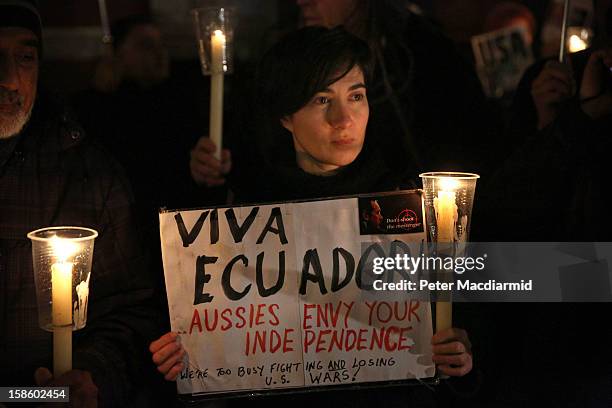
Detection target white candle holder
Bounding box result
[420,172,479,340]
[192,7,235,75]
[28,226,98,376]
[420,172,479,245]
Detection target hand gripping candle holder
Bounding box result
[419,172,479,337]
[28,227,98,377]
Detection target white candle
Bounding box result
[434,179,457,243]
[434,177,458,332]
[50,237,76,377]
[52,261,72,376]
[209,30,225,159]
[436,301,452,333]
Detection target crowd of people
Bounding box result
[1,0,611,406]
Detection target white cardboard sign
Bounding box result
[159,191,434,396]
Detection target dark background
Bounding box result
[36,0,611,95]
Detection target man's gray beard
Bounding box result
[0,107,32,140]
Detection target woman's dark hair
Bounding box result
[254,26,372,147]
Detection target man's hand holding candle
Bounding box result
[189,136,232,187]
[35,367,98,407]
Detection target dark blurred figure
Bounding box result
[74,15,210,217]
[482,6,612,241]
[473,7,612,408]
[92,14,169,92]
[72,20,212,404]
[0,2,164,405]
[72,15,214,301]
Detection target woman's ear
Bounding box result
[280,116,294,134]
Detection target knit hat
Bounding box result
[0,0,42,53]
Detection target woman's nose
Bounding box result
[328,102,353,129]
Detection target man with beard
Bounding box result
[0,1,163,406]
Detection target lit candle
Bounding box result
[568,34,587,53]
[433,177,458,332]
[434,189,457,243]
[51,237,76,377]
[209,29,225,159]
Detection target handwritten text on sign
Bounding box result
[159,192,434,395]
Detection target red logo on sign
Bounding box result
[397,209,418,223]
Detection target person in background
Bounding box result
[497,5,612,241]
[0,1,163,405]
[72,16,220,345]
[151,27,478,408]
[93,14,169,93]
[73,15,211,217]
[472,7,612,407]
[192,0,500,192]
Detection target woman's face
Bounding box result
[281,66,368,175]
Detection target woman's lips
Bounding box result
[332,138,355,146]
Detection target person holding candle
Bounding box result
[472,8,612,406]
[73,14,219,212]
[151,27,477,405]
[0,1,165,405]
[492,5,612,241]
[189,0,499,190]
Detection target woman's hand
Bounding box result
[149,332,185,381]
[431,328,473,377]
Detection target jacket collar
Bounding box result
[18,89,86,153]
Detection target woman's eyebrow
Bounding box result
[348,83,366,90]
[318,82,366,93]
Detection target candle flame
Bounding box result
[51,236,78,263]
[214,30,225,39]
[568,35,587,53]
[439,177,459,192]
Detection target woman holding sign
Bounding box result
[151,27,476,404]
